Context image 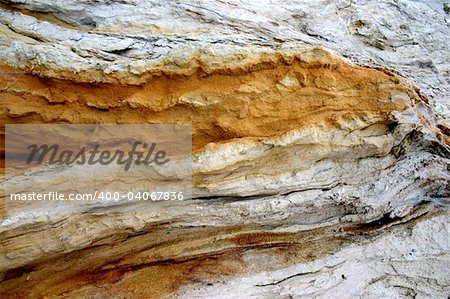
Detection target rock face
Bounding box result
[0,1,449,298]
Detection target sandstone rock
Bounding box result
[0,1,449,298]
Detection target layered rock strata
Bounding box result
[0,1,449,298]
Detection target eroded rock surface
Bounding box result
[0,1,449,298]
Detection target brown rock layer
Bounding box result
[0,50,428,151]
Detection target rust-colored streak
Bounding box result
[0,224,349,298]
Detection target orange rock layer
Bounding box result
[0,53,423,151]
